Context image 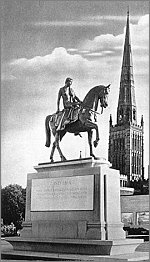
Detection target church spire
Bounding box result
[117,9,137,125]
[108,8,144,184]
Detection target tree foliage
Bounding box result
[130,178,149,195]
[1,184,26,230]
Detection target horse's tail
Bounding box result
[45,115,52,147]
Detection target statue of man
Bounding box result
[57,77,81,112]
[56,77,81,130]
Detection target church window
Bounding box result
[133,109,136,120]
[134,154,136,174]
[137,155,139,174]
[132,153,134,173]
[137,135,140,151]
[132,164,134,174]
[135,136,137,149]
[126,108,130,121]
[123,138,125,150]
[127,88,130,101]
[114,140,116,151]
[122,154,125,173]
[139,157,141,174]
[120,138,122,150]
[132,135,134,148]
[119,107,123,121]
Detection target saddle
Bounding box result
[53,106,80,131]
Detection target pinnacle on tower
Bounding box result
[141,115,144,127]
[109,114,112,127]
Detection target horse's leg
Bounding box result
[45,115,52,147]
[88,130,100,160]
[93,123,99,148]
[49,129,58,162]
[55,132,67,162]
[50,141,56,162]
[88,130,94,158]
[84,120,100,148]
[56,143,67,161]
[57,131,67,161]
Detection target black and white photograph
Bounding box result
[1,0,149,261]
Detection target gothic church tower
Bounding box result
[108,10,144,185]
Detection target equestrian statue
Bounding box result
[45,77,110,162]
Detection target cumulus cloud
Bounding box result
[2,14,148,128]
[9,47,90,74]
[79,14,149,56]
[80,34,124,53]
[4,46,121,94]
[6,47,114,87]
[3,12,148,117]
[2,45,121,137]
[4,14,148,83]
[1,73,17,81]
[67,48,79,52]
[131,14,149,50]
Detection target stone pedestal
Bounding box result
[7,157,143,255]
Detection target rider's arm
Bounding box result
[71,88,82,103]
[74,94,82,103]
[57,89,62,112]
[94,113,97,122]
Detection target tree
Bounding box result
[1,184,26,230]
[130,178,149,195]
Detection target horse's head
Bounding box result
[82,84,110,114]
[99,84,110,110]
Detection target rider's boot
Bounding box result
[74,133,82,137]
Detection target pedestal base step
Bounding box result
[2,250,149,262]
[6,237,143,256]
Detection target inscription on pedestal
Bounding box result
[31,175,94,211]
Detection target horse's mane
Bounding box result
[82,85,105,108]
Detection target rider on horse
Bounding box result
[56,77,82,130]
[45,84,110,161]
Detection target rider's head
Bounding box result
[65,77,73,87]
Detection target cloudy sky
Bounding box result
[1,0,149,188]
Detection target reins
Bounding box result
[80,104,104,116]
[80,85,110,116]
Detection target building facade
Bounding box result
[121,195,149,229]
[108,11,144,185]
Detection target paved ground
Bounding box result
[1,257,84,262]
[135,241,149,252]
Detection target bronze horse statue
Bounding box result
[45,84,110,162]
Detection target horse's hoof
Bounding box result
[91,154,99,160]
[61,157,67,162]
[94,140,98,147]
[94,156,100,160]
[45,143,50,147]
[50,158,54,163]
